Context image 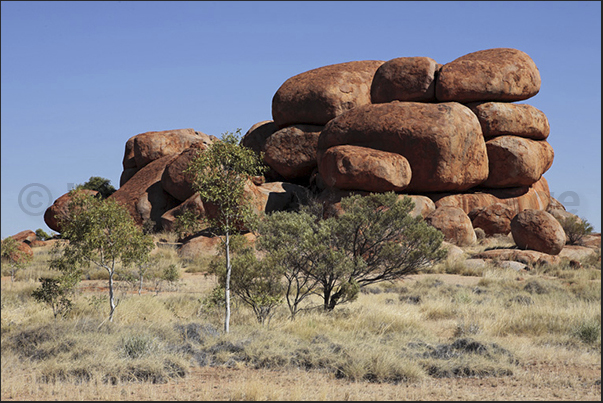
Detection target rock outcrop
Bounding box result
[511,209,566,255]
[43,189,99,232]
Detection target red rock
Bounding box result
[430,176,551,216]
[467,102,550,140]
[319,145,411,192]
[131,128,214,169]
[400,195,436,218]
[43,189,99,233]
[241,121,283,181]
[436,48,541,102]
[263,124,323,180]
[483,136,554,188]
[371,56,439,103]
[161,144,206,202]
[272,60,384,128]
[425,206,477,247]
[160,193,206,233]
[178,232,257,259]
[119,168,139,187]
[470,203,516,236]
[109,155,180,229]
[10,230,37,244]
[317,102,488,192]
[472,249,560,266]
[511,209,566,255]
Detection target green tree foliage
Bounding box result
[173,208,204,240]
[210,236,284,325]
[31,275,78,319]
[75,176,117,199]
[35,228,54,241]
[1,236,33,282]
[258,192,446,312]
[559,215,594,245]
[256,209,341,319]
[185,129,266,333]
[53,192,155,322]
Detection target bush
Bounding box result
[559,216,594,245]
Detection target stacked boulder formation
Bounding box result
[244,47,558,252]
[43,48,599,263]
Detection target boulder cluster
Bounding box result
[39,47,599,265]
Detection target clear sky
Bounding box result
[1,1,601,238]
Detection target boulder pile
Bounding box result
[41,47,598,264]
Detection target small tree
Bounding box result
[1,236,33,282]
[31,274,78,319]
[185,129,266,333]
[75,176,117,199]
[55,193,155,322]
[256,209,340,319]
[210,236,284,325]
[35,228,54,241]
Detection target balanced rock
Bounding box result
[272,60,384,128]
[370,56,438,103]
[43,189,99,233]
[468,102,550,140]
[436,48,541,102]
[470,203,516,236]
[317,102,488,192]
[483,136,554,188]
[318,145,412,192]
[425,206,476,247]
[161,144,206,202]
[511,209,566,255]
[263,124,323,180]
[110,155,180,229]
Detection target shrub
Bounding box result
[559,215,594,245]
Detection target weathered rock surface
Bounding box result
[431,176,551,216]
[436,48,541,102]
[317,102,488,192]
[511,209,566,255]
[558,245,598,262]
[272,60,384,128]
[319,145,412,192]
[241,120,283,181]
[470,202,516,236]
[483,136,554,188]
[110,155,180,229]
[179,232,257,259]
[43,189,99,233]
[10,230,37,244]
[467,102,550,140]
[425,206,476,247]
[161,144,206,202]
[472,249,561,266]
[263,124,323,180]
[370,56,438,103]
[400,195,436,219]
[160,193,206,234]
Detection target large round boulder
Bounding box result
[319,145,412,192]
[436,48,541,103]
[483,136,554,188]
[425,206,477,247]
[161,144,206,202]
[511,209,566,255]
[467,102,550,140]
[317,102,488,192]
[160,193,206,234]
[430,176,551,216]
[130,128,214,170]
[109,154,181,229]
[10,230,38,244]
[241,120,283,181]
[263,124,323,180]
[43,189,99,233]
[272,60,384,128]
[470,202,516,236]
[370,56,439,103]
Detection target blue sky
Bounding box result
[1,1,601,238]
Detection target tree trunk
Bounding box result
[224,231,231,333]
[138,272,143,296]
[109,270,116,322]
